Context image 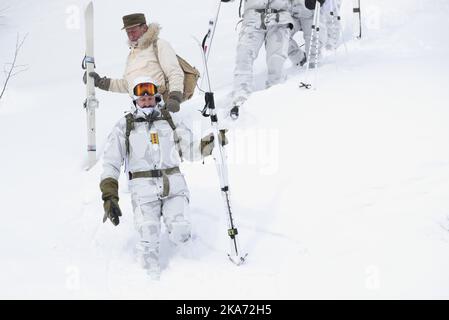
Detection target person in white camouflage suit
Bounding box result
[221,0,294,119]
[288,0,342,68]
[99,77,224,280]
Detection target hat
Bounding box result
[122,13,146,30]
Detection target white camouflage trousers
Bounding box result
[232,22,291,107]
[131,194,191,270]
[323,0,343,50]
[289,0,342,66]
[288,14,327,67]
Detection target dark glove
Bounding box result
[200,129,228,157]
[165,91,183,113]
[83,71,111,91]
[100,178,122,226]
[305,0,326,10]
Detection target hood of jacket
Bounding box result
[128,23,161,49]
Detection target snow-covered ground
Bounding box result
[1,0,449,299]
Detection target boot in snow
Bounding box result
[141,250,161,281]
[230,106,239,120]
[147,264,161,281]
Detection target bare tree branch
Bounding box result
[0,33,28,101]
[10,68,29,78]
[0,5,9,25]
[0,5,11,13]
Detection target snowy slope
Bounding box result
[0,0,449,299]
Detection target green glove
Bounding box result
[83,71,111,91]
[165,91,183,113]
[100,178,122,226]
[200,129,228,157]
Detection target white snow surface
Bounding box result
[1,0,449,299]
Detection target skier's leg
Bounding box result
[265,24,290,87]
[132,197,162,279]
[325,0,342,50]
[288,23,307,67]
[231,23,265,107]
[162,195,191,245]
[301,17,314,66]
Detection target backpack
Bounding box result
[153,41,200,101]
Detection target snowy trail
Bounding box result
[0,0,449,299]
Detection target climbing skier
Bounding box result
[221,0,294,119]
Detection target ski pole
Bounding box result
[202,0,223,63]
[312,2,322,89]
[199,0,223,90]
[353,0,362,39]
[199,40,247,265]
[195,12,248,264]
[300,0,321,90]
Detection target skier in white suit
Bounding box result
[99,77,225,279]
[221,0,294,119]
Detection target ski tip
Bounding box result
[227,253,248,266]
[86,1,93,11]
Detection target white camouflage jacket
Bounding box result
[101,104,201,202]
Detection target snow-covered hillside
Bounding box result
[1,0,449,299]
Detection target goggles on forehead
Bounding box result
[133,82,158,97]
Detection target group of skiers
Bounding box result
[224,0,342,118]
[84,0,343,279]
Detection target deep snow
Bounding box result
[0,0,449,299]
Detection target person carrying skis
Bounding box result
[221,0,294,120]
[84,13,184,112]
[99,77,226,279]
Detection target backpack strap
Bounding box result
[125,113,134,156]
[125,113,154,157]
[160,108,176,131]
[153,40,169,91]
[160,108,183,160]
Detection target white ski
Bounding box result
[353,0,362,39]
[196,9,248,264]
[83,1,98,170]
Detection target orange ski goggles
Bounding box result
[133,82,158,96]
